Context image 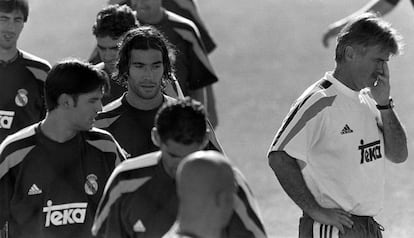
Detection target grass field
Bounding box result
[19,0,414,237]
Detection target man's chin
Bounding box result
[0,43,15,51]
[138,89,160,99]
[83,122,94,131]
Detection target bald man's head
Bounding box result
[176,150,235,228]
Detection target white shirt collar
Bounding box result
[325,71,360,99]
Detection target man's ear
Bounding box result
[345,45,356,61]
[57,94,74,109]
[151,127,161,147]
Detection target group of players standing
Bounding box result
[0,0,267,238]
[0,0,410,238]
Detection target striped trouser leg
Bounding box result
[299,213,383,238]
[313,222,339,238]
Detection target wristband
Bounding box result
[376,98,394,110]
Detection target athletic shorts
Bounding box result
[299,212,384,238]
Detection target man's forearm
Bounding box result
[268,151,321,215]
[380,109,408,163]
[268,151,354,231]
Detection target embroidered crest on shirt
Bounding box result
[340,124,353,135]
[28,184,42,195]
[133,219,146,232]
[84,174,98,195]
[15,88,28,107]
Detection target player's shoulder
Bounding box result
[18,50,51,82]
[85,127,113,137]
[0,124,38,178]
[165,10,200,36]
[19,50,51,70]
[91,152,161,236]
[230,164,255,197]
[104,151,160,189]
[294,78,337,112]
[101,96,125,113]
[94,97,126,128]
[97,152,161,214]
[229,165,267,237]
[306,78,335,97]
[84,128,120,148]
[83,128,126,163]
[20,50,51,68]
[163,0,198,19]
[114,151,161,176]
[0,123,38,154]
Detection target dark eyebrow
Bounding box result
[97,44,117,50]
[131,61,163,66]
[89,96,102,102]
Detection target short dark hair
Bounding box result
[92,4,138,39]
[335,13,403,62]
[0,0,29,22]
[45,59,109,111]
[117,26,176,88]
[155,97,207,145]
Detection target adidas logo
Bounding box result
[340,124,353,135]
[28,184,42,195]
[133,219,146,232]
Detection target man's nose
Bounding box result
[4,20,16,30]
[143,67,153,78]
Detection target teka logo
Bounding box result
[358,140,382,164]
[43,200,87,227]
[0,110,15,129]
